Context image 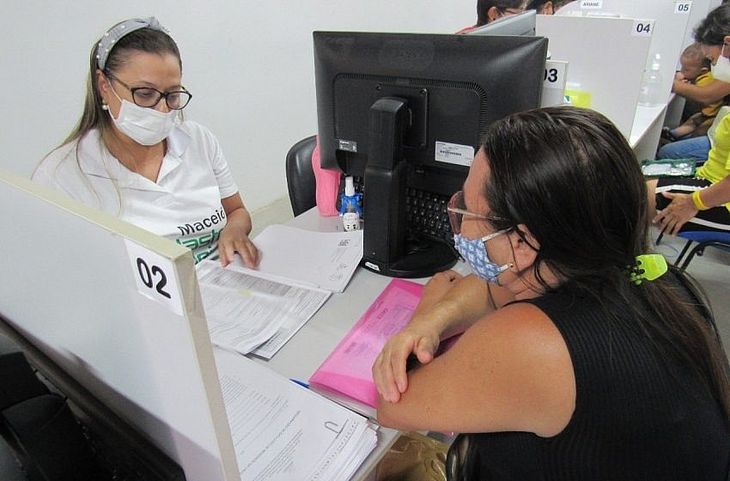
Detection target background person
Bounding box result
[33,17,258,267]
[652,5,730,237]
[661,43,722,142]
[455,0,527,34]
[373,107,730,479]
[661,4,730,161]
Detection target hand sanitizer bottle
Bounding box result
[339,176,362,231]
[638,53,663,107]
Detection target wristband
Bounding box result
[691,190,710,211]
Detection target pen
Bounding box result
[290,378,309,389]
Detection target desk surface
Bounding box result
[249,209,406,481]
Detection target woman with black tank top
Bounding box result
[372,106,730,480]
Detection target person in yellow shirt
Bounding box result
[650,6,730,236]
[662,43,724,141]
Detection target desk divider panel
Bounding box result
[0,170,239,481]
[557,0,693,109]
[536,15,651,137]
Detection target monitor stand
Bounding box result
[361,97,458,278]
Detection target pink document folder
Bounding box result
[309,279,423,408]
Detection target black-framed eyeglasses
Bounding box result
[106,74,192,110]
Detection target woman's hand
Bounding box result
[653,191,698,235]
[372,326,441,404]
[219,223,259,267]
[372,270,462,403]
[219,194,259,268]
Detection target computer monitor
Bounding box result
[468,9,537,36]
[314,31,547,277]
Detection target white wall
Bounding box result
[0,1,473,212]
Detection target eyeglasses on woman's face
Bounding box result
[447,190,511,242]
[106,73,192,110]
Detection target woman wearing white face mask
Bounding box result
[33,17,259,268]
[649,5,730,237]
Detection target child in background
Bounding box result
[662,43,724,141]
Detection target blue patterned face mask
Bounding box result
[453,230,512,282]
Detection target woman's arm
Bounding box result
[376,303,575,437]
[673,78,730,105]
[653,176,730,235]
[219,193,259,267]
[372,272,514,403]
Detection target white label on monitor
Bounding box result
[632,19,654,37]
[435,141,474,167]
[580,0,603,9]
[338,139,358,153]
[124,239,183,315]
[543,61,567,90]
[675,2,692,14]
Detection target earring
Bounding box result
[101,103,109,111]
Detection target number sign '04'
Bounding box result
[124,239,183,315]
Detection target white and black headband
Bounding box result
[95,17,167,70]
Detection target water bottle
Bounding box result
[638,54,663,107]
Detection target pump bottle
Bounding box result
[339,176,362,231]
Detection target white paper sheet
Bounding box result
[215,349,378,481]
[197,260,330,358]
[233,225,363,293]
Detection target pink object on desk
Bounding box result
[311,136,340,217]
[309,279,423,408]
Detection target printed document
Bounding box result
[215,349,378,481]
[231,224,363,293]
[197,260,330,358]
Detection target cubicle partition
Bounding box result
[536,15,651,137]
[557,0,693,106]
[0,170,240,481]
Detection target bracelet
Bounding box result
[691,190,710,211]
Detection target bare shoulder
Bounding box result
[455,301,576,436]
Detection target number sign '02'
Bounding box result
[124,239,183,315]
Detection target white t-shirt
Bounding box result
[33,121,238,263]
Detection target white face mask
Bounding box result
[711,44,730,83]
[108,88,177,146]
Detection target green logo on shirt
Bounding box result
[177,229,221,263]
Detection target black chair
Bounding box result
[285,135,318,216]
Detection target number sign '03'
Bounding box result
[124,239,183,315]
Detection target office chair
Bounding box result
[656,230,730,272]
[285,135,317,216]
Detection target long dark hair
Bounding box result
[695,3,730,46]
[481,106,730,422]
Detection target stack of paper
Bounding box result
[215,349,378,481]
[196,225,364,359]
[309,279,423,416]
[197,260,330,358]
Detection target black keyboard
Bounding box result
[346,177,454,245]
[405,187,453,244]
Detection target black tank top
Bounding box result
[469,285,730,480]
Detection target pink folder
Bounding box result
[309,279,423,408]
